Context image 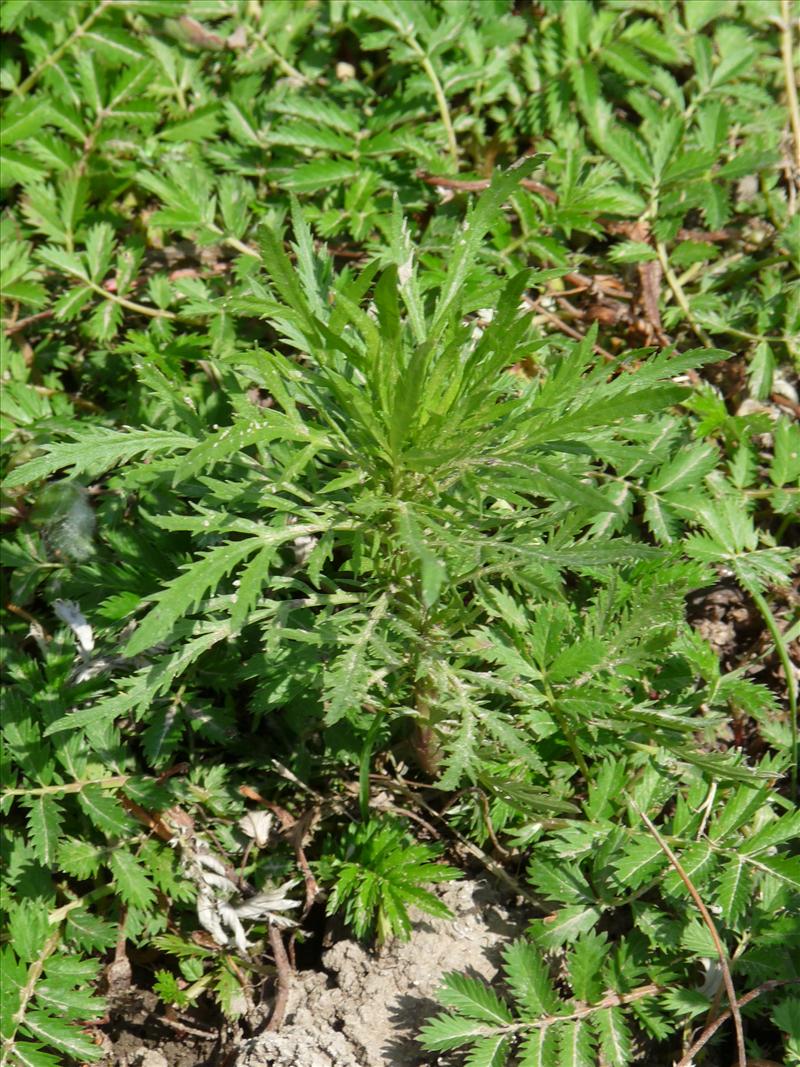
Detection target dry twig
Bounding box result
[675,977,800,1067]
[630,796,746,1067]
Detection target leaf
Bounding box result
[556,1017,596,1067]
[77,786,132,837]
[593,1006,633,1067]
[465,1034,510,1067]
[323,593,389,725]
[648,442,718,494]
[568,931,608,1002]
[741,810,800,855]
[109,849,156,908]
[716,855,751,924]
[433,155,546,330]
[124,536,267,655]
[419,1013,497,1052]
[25,796,63,866]
[518,1028,559,1067]
[535,906,602,948]
[281,159,360,193]
[528,859,594,905]
[438,972,513,1025]
[22,1012,103,1062]
[395,504,446,608]
[502,940,559,1018]
[2,428,196,487]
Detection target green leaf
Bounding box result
[502,939,559,1018]
[2,428,196,487]
[77,786,132,837]
[593,1006,633,1067]
[568,931,607,1002]
[716,855,751,925]
[433,155,546,330]
[419,1013,497,1052]
[124,536,268,655]
[465,1034,510,1067]
[438,972,513,1025]
[22,1012,103,1062]
[109,849,156,908]
[556,1017,596,1067]
[25,796,63,866]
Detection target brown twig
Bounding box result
[630,797,746,1067]
[675,978,800,1067]
[2,310,55,335]
[417,169,557,202]
[521,294,617,362]
[160,1013,217,1039]
[238,786,319,918]
[265,925,292,1032]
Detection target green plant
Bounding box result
[421,768,800,1066]
[2,3,798,1064]
[316,816,459,943]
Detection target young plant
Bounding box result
[316,817,459,944]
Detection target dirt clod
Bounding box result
[235,878,523,1067]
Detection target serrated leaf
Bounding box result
[465,1034,510,1067]
[593,1006,633,1066]
[439,972,514,1025]
[2,428,196,487]
[556,1017,596,1067]
[25,795,63,866]
[502,939,559,1018]
[22,1011,103,1061]
[535,906,602,948]
[567,931,607,1002]
[124,536,267,655]
[109,849,156,908]
[77,785,132,836]
[419,1013,497,1052]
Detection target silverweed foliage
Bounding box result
[1,2,799,1066]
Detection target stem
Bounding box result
[545,685,591,781]
[248,29,308,84]
[780,0,800,175]
[418,53,458,166]
[676,977,800,1067]
[0,929,61,1065]
[743,579,798,802]
[2,774,129,799]
[86,279,177,319]
[391,19,457,166]
[501,982,664,1033]
[655,241,712,347]
[265,925,292,1032]
[630,797,746,1067]
[16,0,114,96]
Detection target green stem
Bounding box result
[2,774,129,799]
[389,15,458,167]
[16,0,114,96]
[743,579,798,801]
[419,53,458,166]
[780,0,800,175]
[656,241,712,347]
[545,685,591,781]
[85,279,176,319]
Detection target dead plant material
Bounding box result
[265,925,293,1033]
[631,797,746,1067]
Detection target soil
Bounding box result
[97,988,222,1067]
[234,878,524,1067]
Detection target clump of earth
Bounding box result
[235,878,525,1067]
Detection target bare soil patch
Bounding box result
[234,878,524,1067]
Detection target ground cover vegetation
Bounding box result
[1,1,799,1064]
